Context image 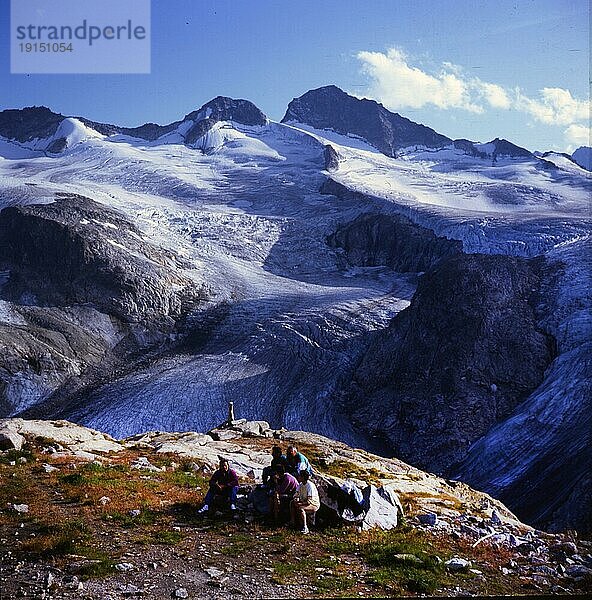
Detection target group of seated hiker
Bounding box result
[197,445,320,534]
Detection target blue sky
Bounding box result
[1,0,589,152]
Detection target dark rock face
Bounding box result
[0,195,203,323]
[324,145,340,171]
[344,253,556,473]
[282,85,451,155]
[0,194,207,416]
[486,138,532,159]
[327,212,462,273]
[0,106,64,143]
[572,146,592,171]
[183,96,267,145]
[453,139,487,158]
[0,97,267,149]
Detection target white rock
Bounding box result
[1,419,121,454]
[131,456,163,472]
[205,567,225,579]
[13,504,29,513]
[445,557,471,571]
[115,562,134,572]
[99,496,111,505]
[42,463,59,473]
[174,589,189,599]
[0,427,25,451]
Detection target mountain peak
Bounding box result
[0,106,65,143]
[184,96,267,127]
[572,146,592,171]
[282,86,451,156]
[480,138,532,159]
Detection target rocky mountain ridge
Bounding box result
[1,418,591,598]
[0,96,267,153]
[282,85,534,160]
[1,86,541,161]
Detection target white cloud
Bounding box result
[565,123,591,148]
[517,87,589,125]
[476,82,511,109]
[357,48,483,113]
[356,46,590,149]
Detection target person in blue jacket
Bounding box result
[198,458,239,513]
[285,445,312,478]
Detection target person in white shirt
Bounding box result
[290,470,320,534]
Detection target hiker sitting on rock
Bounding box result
[262,445,288,488]
[285,445,312,478]
[269,464,298,522]
[198,458,239,513]
[290,470,320,534]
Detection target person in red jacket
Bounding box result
[198,458,239,513]
[269,464,298,522]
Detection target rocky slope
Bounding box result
[341,253,556,474]
[572,146,592,171]
[282,86,534,162]
[282,85,451,155]
[0,194,206,416]
[326,210,462,272]
[1,418,591,598]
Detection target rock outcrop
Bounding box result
[343,253,556,474]
[282,85,451,155]
[572,146,592,171]
[0,97,267,151]
[0,106,64,143]
[327,211,462,272]
[182,96,267,145]
[0,417,523,528]
[0,194,207,415]
[0,194,202,322]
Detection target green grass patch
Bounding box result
[0,447,35,465]
[271,555,354,593]
[166,470,205,489]
[20,518,90,557]
[76,556,117,579]
[103,509,158,528]
[151,529,184,545]
[361,526,446,594]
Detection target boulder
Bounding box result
[237,420,270,437]
[131,456,164,472]
[361,485,402,530]
[209,428,242,441]
[418,512,439,526]
[316,476,402,530]
[445,557,471,571]
[0,427,25,450]
[1,419,122,454]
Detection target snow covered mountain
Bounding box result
[572,146,592,171]
[0,89,590,534]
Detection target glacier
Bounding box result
[0,101,590,531]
